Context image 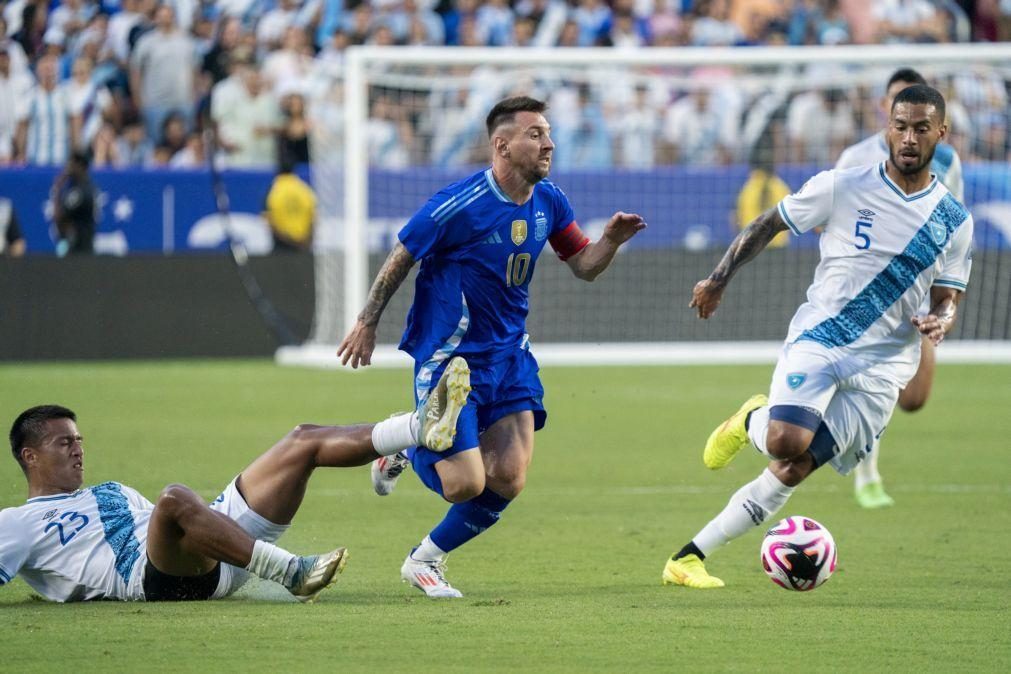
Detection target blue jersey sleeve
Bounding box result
[550,183,576,235]
[398,190,474,261]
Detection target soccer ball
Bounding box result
[760,515,837,591]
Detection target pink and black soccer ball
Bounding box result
[760,516,837,591]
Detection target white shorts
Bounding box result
[769,341,900,475]
[208,477,289,598]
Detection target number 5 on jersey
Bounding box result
[506,253,531,287]
[854,220,873,250]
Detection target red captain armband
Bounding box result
[549,221,591,261]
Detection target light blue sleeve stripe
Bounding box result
[0,565,12,583]
[777,201,802,235]
[933,279,967,290]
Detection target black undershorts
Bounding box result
[142,557,221,601]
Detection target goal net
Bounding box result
[284,44,1011,368]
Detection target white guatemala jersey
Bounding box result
[777,162,973,384]
[836,134,964,202]
[0,482,153,602]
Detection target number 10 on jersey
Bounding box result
[506,253,531,287]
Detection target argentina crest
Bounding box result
[534,211,548,241]
[511,220,528,245]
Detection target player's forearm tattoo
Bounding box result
[709,208,788,284]
[358,243,415,327]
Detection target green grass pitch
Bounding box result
[1,360,1009,673]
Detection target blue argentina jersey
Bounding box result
[398,168,576,365]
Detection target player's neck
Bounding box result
[27,479,79,500]
[884,160,933,195]
[490,164,534,205]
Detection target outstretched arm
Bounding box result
[912,286,961,345]
[337,242,416,368]
[565,211,647,281]
[690,206,788,319]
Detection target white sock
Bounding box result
[746,406,772,457]
[693,468,795,556]
[854,439,882,490]
[245,539,298,585]
[371,412,420,456]
[411,535,447,562]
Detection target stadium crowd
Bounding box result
[0,0,1009,169]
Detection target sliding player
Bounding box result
[1,381,465,602]
[664,85,972,588]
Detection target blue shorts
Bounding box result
[407,347,547,493]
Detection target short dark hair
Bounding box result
[10,405,76,470]
[887,67,927,91]
[892,84,946,124]
[486,96,547,137]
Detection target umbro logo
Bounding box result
[857,209,875,218]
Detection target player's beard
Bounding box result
[889,144,935,176]
[524,155,551,184]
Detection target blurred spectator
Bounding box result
[211,59,279,168]
[873,0,948,43]
[65,55,116,153]
[51,150,98,256]
[395,0,446,45]
[476,0,515,45]
[264,158,316,252]
[105,0,147,66]
[161,111,189,152]
[261,26,314,97]
[515,0,567,47]
[786,86,856,164]
[552,84,612,168]
[662,83,740,165]
[257,0,303,49]
[691,0,744,45]
[111,114,154,166]
[0,196,26,256]
[15,53,73,165]
[613,84,660,167]
[0,45,24,164]
[367,93,412,168]
[573,0,612,46]
[49,0,95,39]
[130,4,197,140]
[169,132,207,168]
[201,16,243,85]
[13,1,47,61]
[278,92,311,165]
[737,135,790,248]
[443,0,479,46]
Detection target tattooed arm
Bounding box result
[337,242,416,368]
[689,206,789,319]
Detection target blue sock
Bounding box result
[429,488,512,553]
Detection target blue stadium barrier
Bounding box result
[3,164,1008,254]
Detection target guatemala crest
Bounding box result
[534,211,548,241]
[929,220,949,246]
[511,220,528,246]
[786,373,806,390]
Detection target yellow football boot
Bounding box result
[662,554,725,589]
[702,394,768,470]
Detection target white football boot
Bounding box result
[401,551,463,598]
[371,452,410,496]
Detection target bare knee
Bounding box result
[275,424,322,463]
[769,454,815,487]
[766,424,814,460]
[489,473,525,500]
[156,483,203,521]
[442,474,485,503]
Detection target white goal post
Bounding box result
[277,43,1011,369]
